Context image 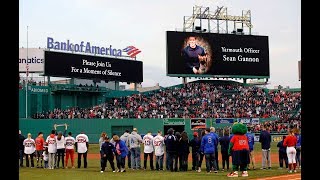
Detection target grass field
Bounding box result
[19,142,301,180]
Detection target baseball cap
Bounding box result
[193,132,198,137]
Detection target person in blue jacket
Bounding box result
[197,130,206,172]
[100,136,116,173]
[246,127,256,170]
[181,36,206,74]
[259,125,271,169]
[113,135,128,172]
[210,127,220,170]
[294,128,301,169]
[201,128,218,173]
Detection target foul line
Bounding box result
[253,173,301,180]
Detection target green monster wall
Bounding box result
[19,118,212,143]
[19,117,278,143]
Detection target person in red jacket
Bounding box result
[283,129,297,173]
[35,132,45,168]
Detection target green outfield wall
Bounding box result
[19,117,281,143]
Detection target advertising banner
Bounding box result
[27,85,49,94]
[236,118,260,125]
[237,118,251,124]
[251,118,260,125]
[163,118,185,125]
[254,135,260,142]
[215,118,234,124]
[19,48,44,72]
[190,118,206,130]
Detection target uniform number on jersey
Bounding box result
[239,140,247,145]
[77,138,86,143]
[154,141,162,146]
[144,140,150,146]
[25,142,33,147]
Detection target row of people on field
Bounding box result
[18,124,89,169]
[18,125,301,174]
[98,127,247,173]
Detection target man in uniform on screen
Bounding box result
[181,36,207,74]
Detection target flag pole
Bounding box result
[25,26,29,118]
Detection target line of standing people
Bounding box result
[18,124,89,169]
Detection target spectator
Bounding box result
[189,131,201,171]
[99,132,107,169]
[42,147,49,169]
[277,135,288,169]
[201,128,218,173]
[113,135,128,172]
[165,128,177,172]
[128,128,142,170]
[120,130,131,169]
[19,130,26,167]
[246,127,256,170]
[35,132,45,168]
[174,132,181,172]
[259,126,272,170]
[179,131,190,171]
[294,128,301,169]
[210,127,220,171]
[219,128,230,171]
[56,131,66,168]
[31,83,301,122]
[197,130,206,172]
[100,136,116,173]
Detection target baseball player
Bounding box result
[75,131,89,168]
[143,131,155,170]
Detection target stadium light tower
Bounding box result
[182,5,253,35]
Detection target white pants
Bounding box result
[262,149,271,168]
[48,153,56,169]
[286,147,296,164]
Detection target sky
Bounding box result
[19,0,301,89]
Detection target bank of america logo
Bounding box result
[123,46,141,58]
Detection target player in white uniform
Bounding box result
[65,132,76,168]
[143,131,154,170]
[153,130,165,171]
[23,133,36,168]
[75,131,89,168]
[46,130,57,169]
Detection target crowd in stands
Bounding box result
[31,82,301,131]
[19,79,46,88]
